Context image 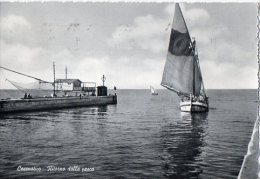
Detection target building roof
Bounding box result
[55,79,82,83]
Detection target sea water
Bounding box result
[0,89,257,179]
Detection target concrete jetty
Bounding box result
[0,95,117,113]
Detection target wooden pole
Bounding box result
[0,66,51,84]
[53,62,56,96]
[65,66,67,79]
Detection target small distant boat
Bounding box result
[150,86,158,95]
[161,3,208,112]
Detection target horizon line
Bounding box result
[0,88,258,90]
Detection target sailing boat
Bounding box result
[150,86,158,95]
[161,3,208,112]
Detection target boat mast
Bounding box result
[193,52,195,97]
[53,62,56,96]
[192,37,196,97]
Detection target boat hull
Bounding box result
[180,101,208,112]
[0,95,117,113]
[151,93,158,95]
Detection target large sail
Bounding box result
[161,3,202,97]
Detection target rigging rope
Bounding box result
[5,78,53,92]
[5,79,27,94]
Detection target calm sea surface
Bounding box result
[0,89,257,179]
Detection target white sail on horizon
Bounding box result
[150,86,158,95]
[150,86,156,93]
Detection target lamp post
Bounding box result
[101,75,106,86]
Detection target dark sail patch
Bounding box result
[168,28,193,56]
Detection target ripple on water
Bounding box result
[0,89,257,178]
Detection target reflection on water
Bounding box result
[97,106,108,116]
[161,112,208,178]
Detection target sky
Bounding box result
[0,2,257,89]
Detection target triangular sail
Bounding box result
[194,55,206,97]
[194,56,203,96]
[150,86,156,94]
[161,3,203,97]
